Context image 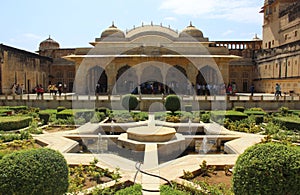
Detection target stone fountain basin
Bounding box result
[127,126,176,142]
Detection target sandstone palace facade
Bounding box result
[0,0,299,95]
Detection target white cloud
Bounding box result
[159,0,262,24]
[222,30,234,36]
[163,17,177,21]
[23,33,43,40]
[10,33,43,44]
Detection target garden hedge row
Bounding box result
[56,109,74,120]
[0,116,32,131]
[210,110,248,122]
[273,117,300,131]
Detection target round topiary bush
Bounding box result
[165,95,181,114]
[121,94,139,111]
[233,142,300,195]
[0,148,69,195]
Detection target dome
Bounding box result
[252,34,262,41]
[100,22,125,40]
[179,22,204,41]
[39,36,60,51]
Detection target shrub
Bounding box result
[90,112,106,123]
[165,95,181,114]
[56,109,73,120]
[121,94,139,111]
[255,115,264,124]
[95,107,110,116]
[0,116,32,131]
[184,105,192,112]
[210,110,248,123]
[234,106,245,112]
[279,106,289,116]
[74,110,95,122]
[200,113,210,123]
[244,110,266,116]
[0,148,69,195]
[233,142,300,195]
[38,113,50,125]
[249,107,264,111]
[57,106,66,112]
[160,185,187,195]
[8,106,28,114]
[115,184,142,195]
[273,116,300,130]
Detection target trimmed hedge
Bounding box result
[210,110,248,122]
[273,116,300,131]
[0,148,69,195]
[0,116,32,131]
[95,107,110,116]
[121,94,139,111]
[90,112,106,123]
[233,142,300,195]
[38,113,50,125]
[244,110,266,116]
[165,95,181,114]
[233,106,245,112]
[74,110,95,122]
[8,106,28,113]
[56,109,74,120]
[57,106,66,112]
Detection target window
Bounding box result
[295,31,298,37]
[285,34,288,40]
[67,71,74,78]
[272,40,274,45]
[242,72,249,78]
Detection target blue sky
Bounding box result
[1,0,263,52]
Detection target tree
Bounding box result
[121,94,138,111]
[164,95,181,114]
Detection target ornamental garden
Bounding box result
[0,94,299,194]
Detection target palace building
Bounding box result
[0,0,299,95]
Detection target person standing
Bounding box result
[250,84,255,96]
[275,83,281,97]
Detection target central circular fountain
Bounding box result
[127,126,176,142]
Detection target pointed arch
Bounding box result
[166,65,188,94]
[196,65,219,85]
[115,65,138,94]
[86,66,107,94]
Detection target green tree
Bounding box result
[164,95,181,114]
[121,94,139,111]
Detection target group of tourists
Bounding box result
[11,83,24,95]
[47,84,64,96]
